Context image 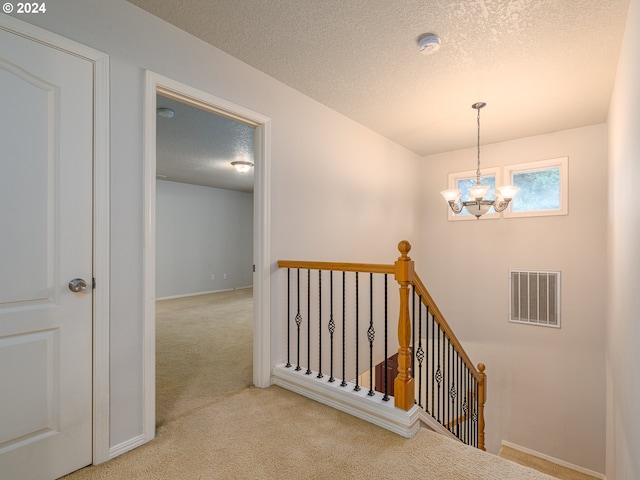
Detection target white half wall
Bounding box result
[606,0,640,478]
[17,0,421,449]
[156,180,253,298]
[419,124,608,474]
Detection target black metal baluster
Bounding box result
[471,377,478,447]
[416,294,424,408]
[328,271,335,383]
[317,270,323,379]
[340,271,347,387]
[383,274,389,401]
[425,305,430,414]
[354,272,361,392]
[295,269,302,371]
[431,312,436,418]
[456,353,461,439]
[435,324,441,422]
[306,269,312,375]
[441,330,446,424]
[411,286,416,398]
[367,273,375,396]
[286,268,291,368]
[464,368,469,445]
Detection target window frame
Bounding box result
[446,167,501,221]
[503,157,568,218]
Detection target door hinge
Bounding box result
[92,277,96,289]
[253,264,255,272]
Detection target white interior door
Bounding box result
[0,25,94,480]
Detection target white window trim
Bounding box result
[446,167,501,221]
[503,157,568,218]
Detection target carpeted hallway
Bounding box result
[61,289,593,480]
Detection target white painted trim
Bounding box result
[108,434,146,460]
[501,440,605,479]
[156,286,253,301]
[0,14,111,466]
[143,71,158,446]
[143,71,272,445]
[90,39,111,468]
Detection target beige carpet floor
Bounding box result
[61,289,587,480]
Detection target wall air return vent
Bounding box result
[509,270,561,328]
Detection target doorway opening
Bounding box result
[143,71,271,442]
[154,94,255,426]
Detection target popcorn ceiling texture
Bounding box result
[128,0,630,155]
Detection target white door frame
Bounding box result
[143,71,272,442]
[0,16,111,465]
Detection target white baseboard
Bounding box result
[156,286,252,301]
[501,440,605,479]
[108,434,146,459]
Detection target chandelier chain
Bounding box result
[476,105,481,186]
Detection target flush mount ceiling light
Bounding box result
[231,160,254,173]
[441,102,520,219]
[417,33,441,55]
[157,107,174,118]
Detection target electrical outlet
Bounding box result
[211,274,215,280]
[223,273,228,280]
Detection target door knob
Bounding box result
[68,278,87,293]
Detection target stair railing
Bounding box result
[277,240,486,449]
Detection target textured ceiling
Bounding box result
[156,95,255,192]
[135,0,630,167]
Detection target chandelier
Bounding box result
[441,102,519,219]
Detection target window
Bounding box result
[503,157,568,218]
[446,167,500,221]
[509,270,561,328]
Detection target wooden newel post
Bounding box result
[394,240,415,411]
[477,363,487,451]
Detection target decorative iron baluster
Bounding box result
[435,324,442,422]
[306,269,312,375]
[449,346,457,434]
[416,294,424,408]
[317,270,323,379]
[411,286,416,398]
[447,337,452,430]
[354,272,361,392]
[471,378,478,447]
[286,268,291,368]
[431,311,435,417]
[367,273,375,396]
[328,271,335,383]
[425,305,430,415]
[295,269,302,371]
[383,274,389,401]
[340,271,347,387]
[441,329,446,423]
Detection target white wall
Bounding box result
[155,180,253,298]
[419,124,608,473]
[18,0,420,449]
[607,0,640,478]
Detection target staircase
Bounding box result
[274,241,486,449]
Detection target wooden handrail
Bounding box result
[277,260,395,275]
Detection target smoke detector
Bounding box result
[418,34,441,55]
